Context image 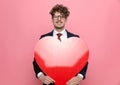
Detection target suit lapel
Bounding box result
[66,30,72,38]
[48,30,53,36]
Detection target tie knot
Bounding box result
[57,33,62,37]
[57,33,62,41]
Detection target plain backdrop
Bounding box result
[0,0,120,85]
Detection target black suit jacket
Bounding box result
[33,30,88,81]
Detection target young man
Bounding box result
[33,4,88,85]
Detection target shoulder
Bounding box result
[39,31,53,39]
[66,30,80,38]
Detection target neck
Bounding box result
[54,27,64,32]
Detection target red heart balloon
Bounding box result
[34,36,89,85]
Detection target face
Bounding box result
[52,12,67,30]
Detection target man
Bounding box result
[33,4,88,85]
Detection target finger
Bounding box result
[45,76,54,83]
[71,79,80,85]
[67,77,80,85]
[66,80,70,85]
[70,81,77,85]
[69,81,78,85]
[66,78,72,84]
[66,80,72,85]
[43,77,52,84]
[66,77,75,85]
[47,76,55,82]
[44,80,50,85]
[44,79,54,85]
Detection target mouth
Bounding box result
[56,21,62,25]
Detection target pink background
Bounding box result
[0,0,120,85]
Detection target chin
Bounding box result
[55,26,64,29]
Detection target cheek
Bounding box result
[52,20,56,24]
[53,19,57,23]
[63,21,66,25]
[62,19,66,23]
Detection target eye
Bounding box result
[53,15,65,19]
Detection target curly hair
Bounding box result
[50,4,70,18]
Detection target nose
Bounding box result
[58,16,61,20]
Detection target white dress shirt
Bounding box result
[53,28,67,41]
[37,28,83,79]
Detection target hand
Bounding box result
[66,75,83,85]
[39,73,55,85]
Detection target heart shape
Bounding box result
[34,36,89,85]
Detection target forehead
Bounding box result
[54,11,63,16]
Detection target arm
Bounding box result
[33,58,55,84]
[33,35,47,78]
[78,62,88,79]
[33,58,44,78]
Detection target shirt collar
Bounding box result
[53,28,66,36]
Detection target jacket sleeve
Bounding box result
[33,58,45,78]
[78,62,88,79]
[33,35,47,78]
[75,35,88,79]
